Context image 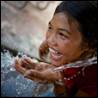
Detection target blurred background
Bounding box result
[1,1,96,58]
[1,1,62,58]
[1,1,62,97]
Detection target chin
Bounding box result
[51,60,62,67]
[51,58,69,67]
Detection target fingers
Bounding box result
[23,68,61,82]
[21,56,53,70]
[24,69,47,83]
[22,56,38,64]
[24,69,44,79]
[21,59,35,69]
[14,57,27,74]
[21,57,39,69]
[14,56,61,83]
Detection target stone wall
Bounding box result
[1,1,61,58]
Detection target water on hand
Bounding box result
[1,50,55,97]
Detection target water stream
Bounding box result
[1,49,97,97]
[1,49,55,97]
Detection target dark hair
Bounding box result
[39,1,97,61]
[54,1,97,58]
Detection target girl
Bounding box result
[15,1,97,97]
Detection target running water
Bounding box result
[1,49,97,97]
[53,56,97,72]
[1,49,55,97]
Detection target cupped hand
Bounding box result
[14,56,62,83]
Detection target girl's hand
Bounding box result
[24,68,62,83]
[14,56,27,74]
[14,56,48,74]
[14,56,63,83]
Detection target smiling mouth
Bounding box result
[49,48,63,61]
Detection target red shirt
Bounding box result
[63,64,97,97]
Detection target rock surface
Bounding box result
[1,1,61,58]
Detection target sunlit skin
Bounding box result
[15,12,85,82]
[46,12,83,66]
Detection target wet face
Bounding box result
[46,13,83,66]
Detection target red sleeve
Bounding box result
[63,64,97,97]
[77,64,97,96]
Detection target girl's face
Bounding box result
[46,13,83,66]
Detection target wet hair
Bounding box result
[54,1,97,58]
[39,1,97,60]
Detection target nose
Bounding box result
[47,33,57,46]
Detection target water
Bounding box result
[53,56,97,72]
[1,50,55,97]
[1,49,97,97]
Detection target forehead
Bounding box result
[50,13,79,33]
[49,13,82,40]
[50,13,70,30]
[52,12,69,23]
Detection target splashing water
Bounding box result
[1,49,97,97]
[53,56,97,72]
[1,49,55,97]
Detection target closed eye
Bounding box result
[58,32,69,39]
[59,32,64,36]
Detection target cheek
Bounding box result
[58,39,72,54]
[59,39,81,58]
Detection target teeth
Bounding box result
[49,48,59,54]
[49,48,55,53]
[49,48,63,60]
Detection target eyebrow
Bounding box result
[49,22,71,35]
[58,28,71,35]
